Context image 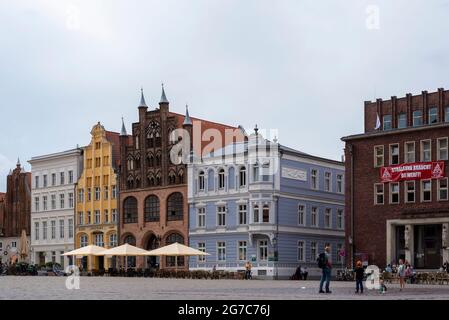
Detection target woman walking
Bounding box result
[398,259,406,291]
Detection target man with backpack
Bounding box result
[317,245,332,294]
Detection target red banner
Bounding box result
[380,161,445,182]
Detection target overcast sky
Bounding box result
[1,0,449,191]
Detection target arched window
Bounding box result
[208,169,214,191]
[218,168,225,189]
[165,233,184,267]
[93,232,104,247]
[178,169,184,184]
[135,154,141,169]
[155,153,161,167]
[127,176,134,189]
[228,167,235,189]
[127,157,134,171]
[239,166,247,187]
[253,205,259,223]
[155,131,161,147]
[198,171,205,191]
[167,192,183,221]
[147,154,154,167]
[124,234,136,245]
[135,176,141,189]
[156,173,161,186]
[262,204,270,223]
[109,233,117,247]
[147,173,155,187]
[123,197,138,223]
[80,234,88,247]
[145,195,160,222]
[168,171,176,185]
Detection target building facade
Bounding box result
[75,122,120,270]
[188,132,345,279]
[342,88,449,269]
[0,160,32,263]
[119,87,240,269]
[28,148,83,267]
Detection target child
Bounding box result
[354,260,364,294]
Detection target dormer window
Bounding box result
[383,115,392,130]
[428,107,438,124]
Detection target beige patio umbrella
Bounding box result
[62,245,106,271]
[100,243,150,270]
[19,229,29,261]
[146,242,210,272]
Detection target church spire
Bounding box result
[139,87,147,107]
[120,117,127,136]
[183,104,192,126]
[159,83,169,104]
[16,157,20,168]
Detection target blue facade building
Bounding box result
[187,131,345,279]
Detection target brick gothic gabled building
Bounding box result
[342,88,449,269]
[0,159,32,262]
[119,86,240,269]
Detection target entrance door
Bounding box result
[98,256,104,270]
[39,252,45,266]
[414,225,442,269]
[395,226,406,263]
[146,235,160,268]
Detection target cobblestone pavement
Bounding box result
[0,276,448,300]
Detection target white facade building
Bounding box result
[28,148,83,267]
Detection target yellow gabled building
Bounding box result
[75,122,121,271]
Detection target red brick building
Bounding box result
[0,160,31,238]
[342,89,449,269]
[119,86,242,269]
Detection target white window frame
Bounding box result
[374,145,384,168]
[239,166,247,187]
[405,181,415,203]
[311,207,318,227]
[324,172,331,192]
[298,204,305,226]
[324,208,331,228]
[258,240,268,261]
[34,222,39,241]
[311,169,318,190]
[59,193,65,209]
[51,220,56,239]
[238,204,247,225]
[404,141,415,163]
[217,241,226,262]
[68,219,73,239]
[336,174,343,194]
[374,183,384,205]
[438,178,448,201]
[337,209,344,230]
[68,193,74,208]
[198,242,206,262]
[389,182,400,204]
[437,137,448,161]
[218,169,225,189]
[197,207,206,228]
[421,140,432,162]
[59,219,64,239]
[198,171,205,191]
[421,179,432,202]
[297,241,305,262]
[238,241,247,262]
[217,206,226,227]
[389,143,399,165]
